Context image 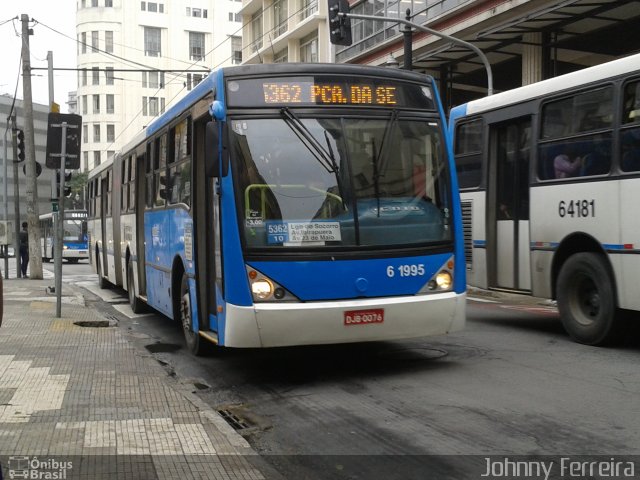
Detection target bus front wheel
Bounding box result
[178,273,206,356]
[557,252,619,345]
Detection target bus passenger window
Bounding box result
[621,81,640,172]
[454,119,482,188]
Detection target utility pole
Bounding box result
[21,13,42,279]
[11,114,21,278]
[3,119,9,279]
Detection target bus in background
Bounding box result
[450,52,640,345]
[39,209,89,263]
[88,63,465,355]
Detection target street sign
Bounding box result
[52,202,59,212]
[45,113,82,169]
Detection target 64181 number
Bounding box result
[558,200,595,218]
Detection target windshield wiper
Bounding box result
[374,109,398,181]
[280,107,338,174]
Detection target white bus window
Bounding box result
[621,81,640,172]
[454,119,483,188]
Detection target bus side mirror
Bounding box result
[205,121,219,178]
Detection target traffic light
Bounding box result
[328,0,352,46]
[16,129,25,162]
[56,171,72,197]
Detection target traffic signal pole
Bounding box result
[54,124,67,318]
[331,7,494,96]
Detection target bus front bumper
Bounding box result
[219,292,466,348]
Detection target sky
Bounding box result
[0,2,77,112]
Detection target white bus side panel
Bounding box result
[530,181,620,300]
[619,177,640,311]
[105,217,117,285]
[519,220,531,291]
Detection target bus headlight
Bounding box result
[435,271,452,290]
[251,279,273,300]
[246,265,299,303]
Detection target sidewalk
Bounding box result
[0,275,271,479]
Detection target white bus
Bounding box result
[39,210,89,263]
[450,53,640,345]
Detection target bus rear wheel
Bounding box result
[178,273,206,356]
[557,252,619,345]
[127,262,144,314]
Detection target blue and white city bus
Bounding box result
[39,209,89,263]
[88,63,465,355]
[450,53,640,345]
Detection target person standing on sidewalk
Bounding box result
[19,222,29,278]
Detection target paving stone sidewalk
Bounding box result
[0,276,269,480]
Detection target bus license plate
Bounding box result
[344,308,384,326]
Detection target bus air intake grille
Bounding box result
[461,200,473,270]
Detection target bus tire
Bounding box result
[127,262,144,314]
[97,253,109,289]
[557,252,620,345]
[178,272,206,356]
[68,258,79,264]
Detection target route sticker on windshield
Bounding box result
[267,221,341,244]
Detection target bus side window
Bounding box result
[621,80,640,172]
[454,119,483,188]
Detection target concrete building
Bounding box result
[0,96,57,236]
[336,0,640,110]
[239,0,330,64]
[76,0,243,172]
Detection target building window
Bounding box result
[83,124,88,144]
[81,32,87,54]
[106,94,114,114]
[231,36,242,64]
[106,0,113,6]
[93,95,100,114]
[105,31,113,53]
[141,1,146,11]
[93,151,101,168]
[251,9,263,51]
[273,48,287,63]
[299,32,318,63]
[82,96,88,115]
[148,2,158,12]
[84,152,89,172]
[91,31,99,52]
[107,124,115,143]
[189,32,205,61]
[93,124,101,143]
[144,27,161,57]
[91,0,98,6]
[300,0,318,20]
[141,72,147,88]
[274,0,288,37]
[105,67,114,85]
[192,8,202,17]
[92,67,100,85]
[81,69,87,86]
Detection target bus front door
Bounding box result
[490,118,532,291]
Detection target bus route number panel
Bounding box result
[226,76,435,110]
[266,221,341,245]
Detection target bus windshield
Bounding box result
[231,114,451,251]
[63,219,87,243]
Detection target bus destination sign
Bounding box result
[226,76,435,109]
[263,81,397,106]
